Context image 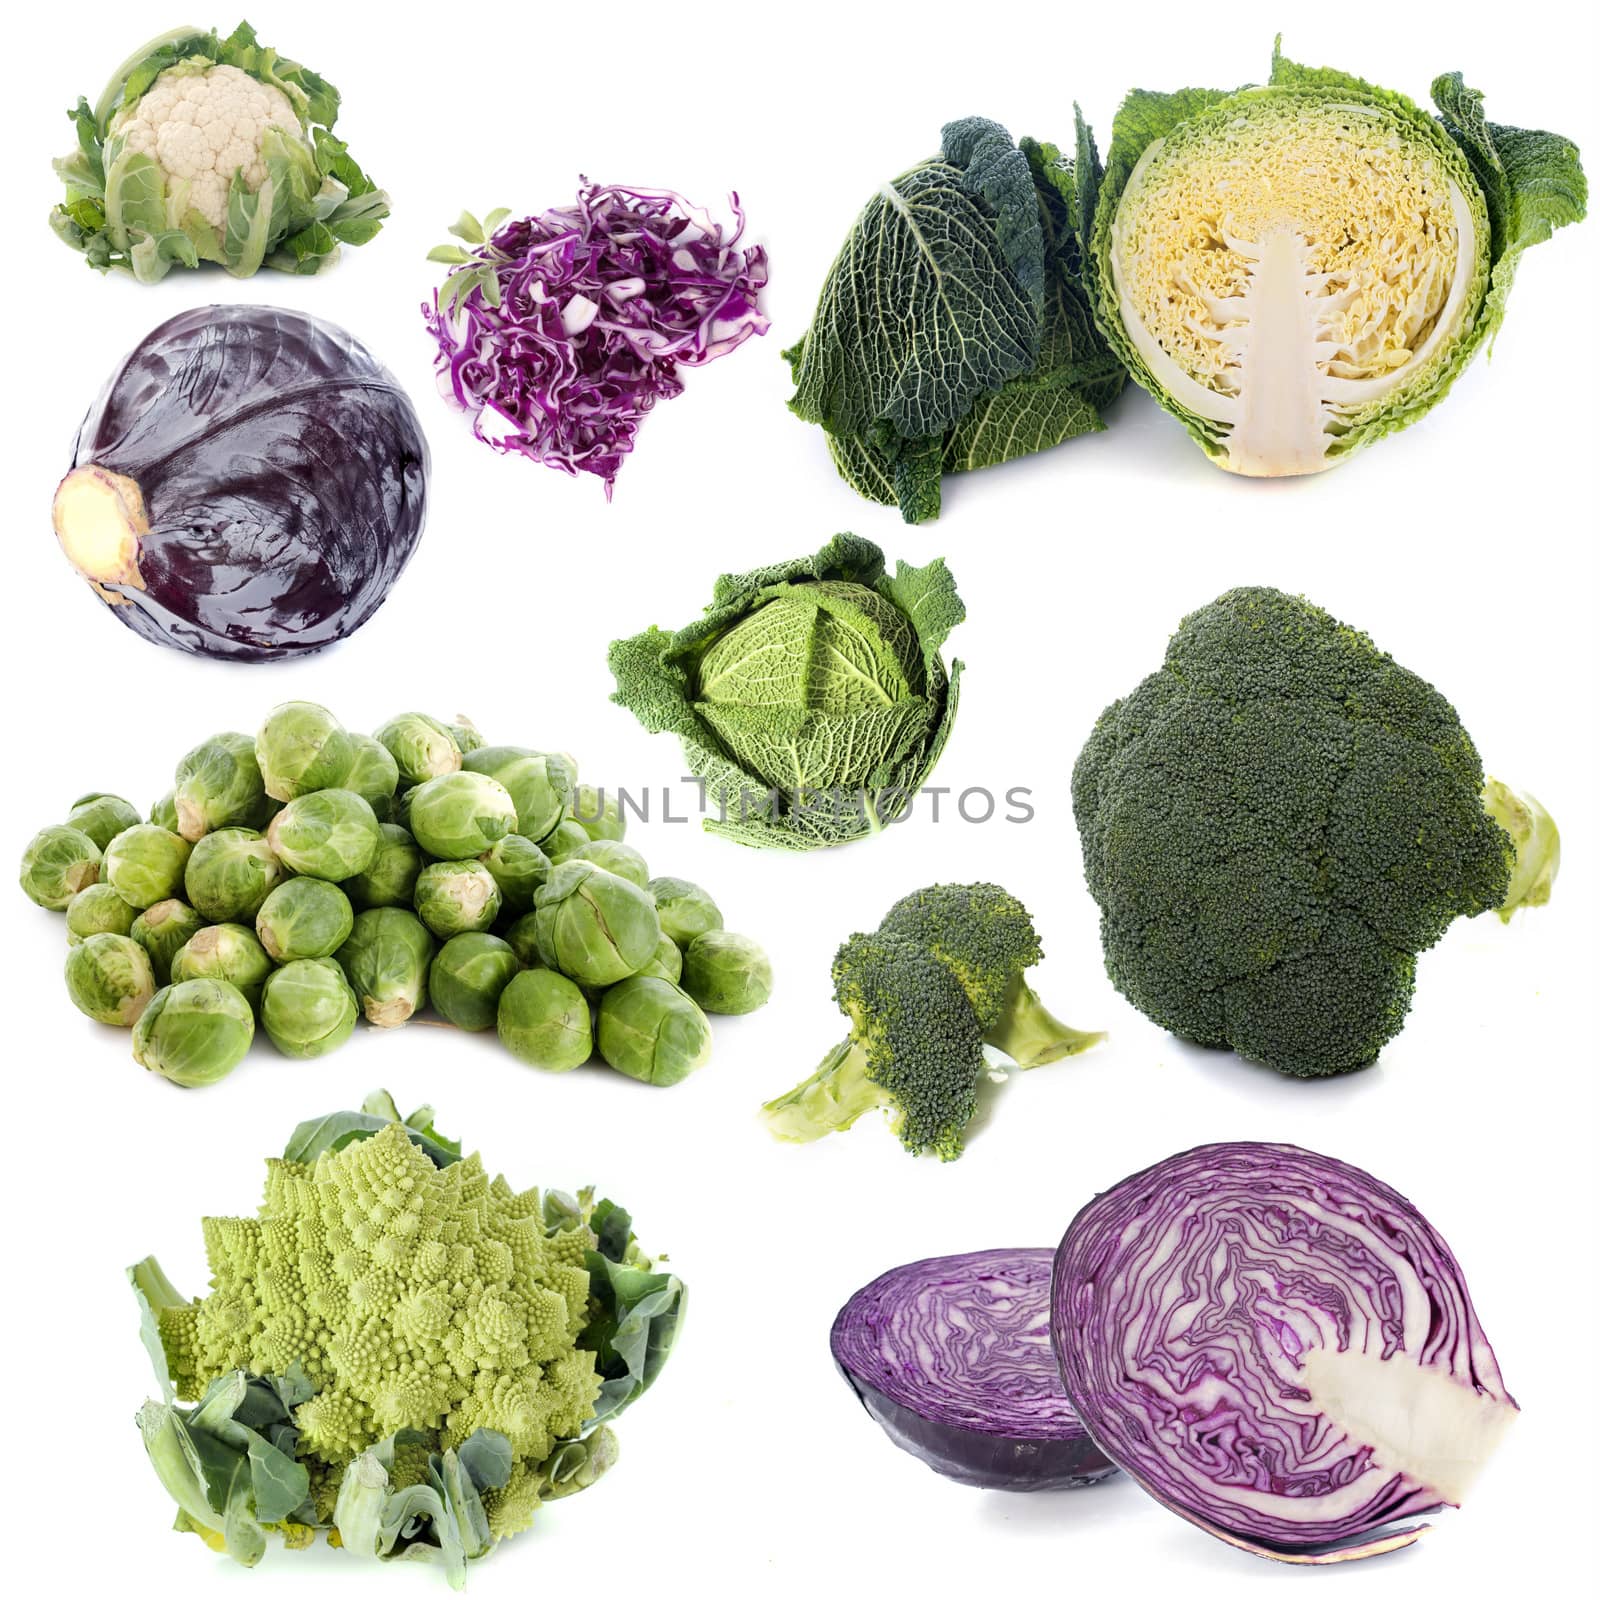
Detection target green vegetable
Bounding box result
[172,732,267,841]
[788,117,1124,522]
[480,834,551,914]
[648,877,722,948]
[131,897,205,983]
[343,733,402,821]
[763,883,1102,1159]
[681,931,773,1015]
[1071,588,1553,1076]
[183,826,285,921]
[19,824,101,908]
[343,822,425,910]
[170,923,274,1008]
[129,1094,683,1578]
[65,931,156,1025]
[256,702,353,801]
[574,840,648,888]
[256,876,354,962]
[1088,42,1587,476]
[133,978,255,1086]
[65,792,141,850]
[415,859,501,938]
[259,956,357,1056]
[408,771,519,859]
[610,534,964,849]
[267,788,381,880]
[1482,781,1562,921]
[430,932,520,1031]
[502,912,543,969]
[597,977,713,1086]
[567,784,625,843]
[149,791,180,831]
[463,746,574,842]
[51,20,390,284]
[104,823,191,909]
[334,907,435,1026]
[374,712,461,784]
[534,861,660,987]
[498,968,592,1070]
[65,881,137,943]
[542,819,592,864]
[637,932,683,985]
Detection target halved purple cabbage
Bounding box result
[1052,1143,1516,1563]
[423,184,768,494]
[833,1248,1116,1491]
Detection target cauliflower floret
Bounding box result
[112,62,301,229]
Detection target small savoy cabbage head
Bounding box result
[1089,41,1586,475]
[608,534,963,850]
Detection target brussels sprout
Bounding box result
[133,979,255,1087]
[415,860,501,938]
[430,932,520,1031]
[501,912,544,969]
[568,783,626,842]
[103,824,191,909]
[172,732,268,841]
[408,772,518,860]
[637,931,684,985]
[131,898,206,983]
[260,957,358,1058]
[533,861,660,986]
[449,716,485,756]
[256,878,354,962]
[65,793,141,851]
[267,789,381,881]
[257,702,353,801]
[374,713,461,785]
[463,746,574,842]
[66,882,138,944]
[480,834,551,914]
[335,908,436,1026]
[682,930,774,1014]
[497,968,592,1070]
[65,932,155,1025]
[648,876,724,948]
[345,824,427,910]
[171,923,274,1009]
[573,839,649,888]
[149,791,180,832]
[392,785,416,832]
[542,819,593,864]
[343,733,402,822]
[184,827,285,922]
[597,976,713,1086]
[19,825,101,908]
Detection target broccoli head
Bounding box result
[762,885,1103,1159]
[1071,587,1555,1077]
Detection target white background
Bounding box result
[5,2,1596,1594]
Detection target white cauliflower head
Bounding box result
[112,62,303,229]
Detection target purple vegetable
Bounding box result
[832,1248,1116,1491]
[1052,1143,1516,1564]
[422,186,769,494]
[53,306,428,662]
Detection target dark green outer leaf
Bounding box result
[582,1251,687,1425]
[282,1104,462,1168]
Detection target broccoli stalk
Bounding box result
[1481,779,1561,922]
[762,1039,885,1143]
[982,973,1107,1067]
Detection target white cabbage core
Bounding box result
[1111,100,1476,475]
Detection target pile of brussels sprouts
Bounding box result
[17,702,773,1088]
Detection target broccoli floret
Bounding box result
[877,882,1106,1065]
[1071,587,1555,1078]
[762,886,1104,1158]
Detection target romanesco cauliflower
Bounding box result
[132,1097,684,1584]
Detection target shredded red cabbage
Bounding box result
[422,184,769,493]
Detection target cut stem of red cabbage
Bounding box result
[832,1248,1116,1491]
[1051,1143,1516,1562]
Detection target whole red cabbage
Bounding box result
[422,184,769,493]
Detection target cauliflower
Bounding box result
[112,62,301,229]
[51,22,391,282]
